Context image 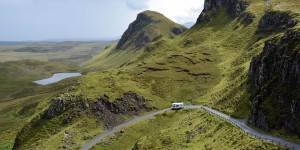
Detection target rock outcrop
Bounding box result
[91,92,153,128]
[257,11,298,33]
[116,10,187,50]
[248,29,300,136]
[196,0,249,24]
[43,97,66,118]
[43,92,154,128]
[172,27,187,35]
[239,12,255,25]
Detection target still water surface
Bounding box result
[33,73,81,85]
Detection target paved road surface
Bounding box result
[82,105,300,150]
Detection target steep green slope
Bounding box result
[82,10,187,71]
[9,0,300,149]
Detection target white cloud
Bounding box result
[146,0,204,24]
[126,0,149,10]
[0,0,205,40]
[124,0,204,24]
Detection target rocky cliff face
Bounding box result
[116,13,156,50]
[258,11,298,33]
[42,92,153,128]
[248,28,300,136]
[116,11,187,50]
[196,0,249,24]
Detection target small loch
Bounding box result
[33,73,82,85]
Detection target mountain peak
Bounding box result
[139,10,163,17]
[116,10,187,50]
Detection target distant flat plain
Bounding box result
[0,41,116,64]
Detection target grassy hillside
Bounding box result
[73,0,300,144]
[7,0,300,149]
[81,45,146,72]
[0,60,81,150]
[77,4,266,116]
[0,77,80,150]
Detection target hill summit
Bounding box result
[83,10,188,71]
[116,10,187,50]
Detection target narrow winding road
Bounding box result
[82,105,300,150]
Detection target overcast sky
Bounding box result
[0,0,204,41]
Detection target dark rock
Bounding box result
[83,135,92,140]
[132,142,139,150]
[93,92,152,114]
[145,46,155,51]
[197,12,211,24]
[228,0,249,19]
[248,29,300,136]
[91,92,154,129]
[172,27,187,35]
[43,97,66,118]
[116,12,159,50]
[63,116,72,124]
[257,11,298,33]
[239,12,255,25]
[62,144,67,149]
[119,130,125,133]
[196,0,249,24]
[180,39,193,47]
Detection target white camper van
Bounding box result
[171,102,184,110]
